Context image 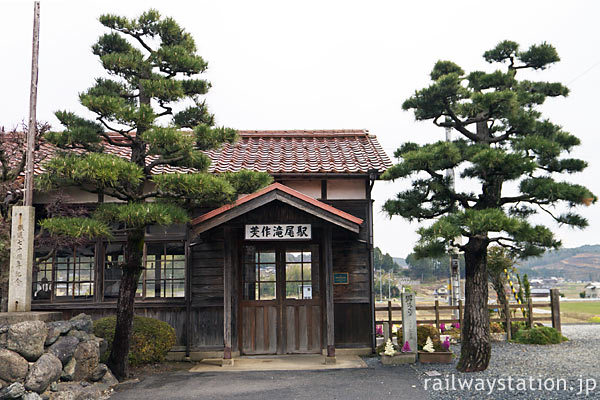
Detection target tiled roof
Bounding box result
[206,130,392,174]
[191,182,364,232]
[14,129,392,176]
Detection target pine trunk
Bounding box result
[457,237,491,372]
[107,228,144,380]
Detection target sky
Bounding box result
[2,0,600,258]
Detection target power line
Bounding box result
[567,59,600,86]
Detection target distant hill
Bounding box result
[517,244,600,281]
[393,257,407,269]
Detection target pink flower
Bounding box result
[401,341,412,352]
[441,337,451,351]
[452,322,460,330]
[376,325,383,336]
[440,323,446,332]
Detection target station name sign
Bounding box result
[245,224,311,240]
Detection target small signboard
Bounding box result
[333,272,349,285]
[303,285,312,299]
[245,224,311,240]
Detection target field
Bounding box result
[560,301,600,323]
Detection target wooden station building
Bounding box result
[28,129,392,359]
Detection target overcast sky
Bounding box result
[2,0,599,258]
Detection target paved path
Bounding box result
[111,359,428,400]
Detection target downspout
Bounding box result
[367,170,378,353]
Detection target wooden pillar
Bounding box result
[185,238,192,359]
[504,300,512,341]
[323,226,335,361]
[550,289,562,334]
[223,227,233,364]
[527,298,534,328]
[434,299,440,331]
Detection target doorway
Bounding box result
[239,244,322,354]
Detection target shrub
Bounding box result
[490,322,504,333]
[94,315,176,366]
[510,321,528,338]
[580,291,586,298]
[445,327,461,340]
[417,325,440,349]
[513,326,568,345]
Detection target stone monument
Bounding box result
[401,291,417,353]
[7,206,35,312]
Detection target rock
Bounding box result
[44,328,61,347]
[50,382,58,392]
[48,337,80,365]
[0,325,8,334]
[89,364,107,383]
[0,332,7,348]
[46,322,71,336]
[72,342,99,382]
[49,391,76,400]
[0,382,25,399]
[0,379,6,389]
[68,315,92,335]
[25,353,62,394]
[100,370,118,388]
[97,339,107,356]
[23,392,43,400]
[0,348,29,382]
[7,321,48,361]
[66,331,91,343]
[61,358,76,382]
[74,384,103,400]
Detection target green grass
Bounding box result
[560,301,600,314]
[560,301,600,323]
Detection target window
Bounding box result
[243,250,276,300]
[103,243,124,298]
[140,243,185,298]
[33,246,95,300]
[103,242,185,299]
[285,251,312,299]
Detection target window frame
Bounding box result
[33,245,96,302]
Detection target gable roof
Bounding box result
[191,182,364,234]
[17,129,391,176]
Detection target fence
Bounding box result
[375,288,562,341]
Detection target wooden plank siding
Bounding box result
[32,194,374,352]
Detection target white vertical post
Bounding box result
[401,292,417,352]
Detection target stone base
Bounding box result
[0,311,63,325]
[324,356,336,365]
[221,358,234,367]
[166,350,241,362]
[381,352,417,365]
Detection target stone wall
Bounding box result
[0,314,117,400]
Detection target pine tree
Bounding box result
[38,10,271,379]
[383,41,596,372]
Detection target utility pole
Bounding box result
[445,119,461,318]
[379,267,383,300]
[8,1,40,312]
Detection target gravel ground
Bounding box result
[412,325,600,399]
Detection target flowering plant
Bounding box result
[401,341,412,352]
[376,325,383,336]
[383,339,396,356]
[439,323,446,332]
[422,336,435,353]
[441,337,451,351]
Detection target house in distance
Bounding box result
[28,129,391,360]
